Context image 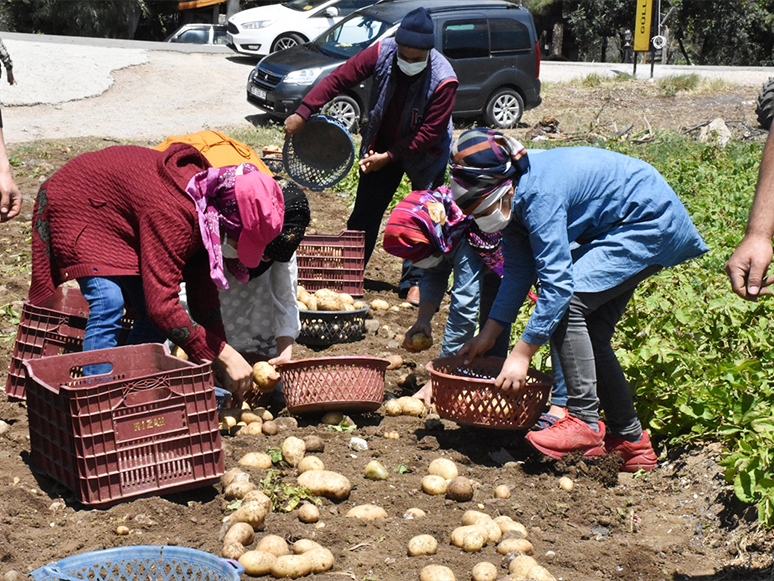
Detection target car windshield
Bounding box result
[282,0,331,12]
[313,13,391,59]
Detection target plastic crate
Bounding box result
[23,343,225,507]
[296,230,365,296]
[298,306,369,347]
[428,356,554,430]
[5,286,133,401]
[277,356,389,414]
[30,545,244,581]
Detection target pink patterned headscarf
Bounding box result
[185,163,260,289]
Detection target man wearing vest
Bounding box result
[284,7,458,305]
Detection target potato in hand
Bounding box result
[252,361,279,392]
[407,332,433,352]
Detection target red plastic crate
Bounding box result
[23,343,225,507]
[5,286,132,401]
[296,230,365,297]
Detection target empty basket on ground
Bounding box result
[297,230,365,296]
[6,286,133,401]
[428,356,553,430]
[23,343,225,507]
[277,356,389,414]
[30,545,244,581]
[298,306,369,347]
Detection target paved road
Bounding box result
[2,32,772,144]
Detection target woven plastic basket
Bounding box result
[277,356,389,414]
[428,356,554,430]
[298,306,369,347]
[30,545,243,581]
[283,114,354,190]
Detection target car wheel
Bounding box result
[321,95,361,134]
[271,32,305,53]
[484,88,525,129]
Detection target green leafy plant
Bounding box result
[267,448,283,464]
[328,417,356,433]
[258,469,321,512]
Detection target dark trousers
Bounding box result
[347,159,445,292]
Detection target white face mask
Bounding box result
[221,234,240,260]
[474,197,512,233]
[413,253,444,269]
[397,56,428,76]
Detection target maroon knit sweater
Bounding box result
[30,143,226,362]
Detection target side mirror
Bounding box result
[322,6,339,17]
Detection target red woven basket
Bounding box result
[277,356,389,415]
[428,356,553,430]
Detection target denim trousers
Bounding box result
[348,159,445,292]
[77,276,165,374]
[550,265,661,438]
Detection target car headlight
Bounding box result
[241,20,273,30]
[284,68,323,86]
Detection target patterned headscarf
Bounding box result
[383,187,471,262]
[185,163,261,289]
[449,128,529,215]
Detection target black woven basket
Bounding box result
[298,307,369,347]
[283,115,354,190]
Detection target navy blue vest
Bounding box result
[361,38,456,190]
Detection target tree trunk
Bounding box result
[551,22,563,58]
[600,36,607,63]
[678,37,692,66]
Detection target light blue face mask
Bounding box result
[221,233,240,260]
[474,197,512,233]
[397,56,428,76]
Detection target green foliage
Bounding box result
[267,448,283,464]
[657,74,700,96]
[327,417,356,433]
[258,469,321,512]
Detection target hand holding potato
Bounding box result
[252,361,280,393]
[404,319,433,352]
[214,344,253,401]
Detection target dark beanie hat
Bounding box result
[395,7,434,50]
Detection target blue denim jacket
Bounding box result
[489,146,708,346]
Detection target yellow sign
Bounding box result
[634,0,654,51]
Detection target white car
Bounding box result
[226,0,378,57]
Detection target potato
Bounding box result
[314,288,337,298]
[383,399,402,416]
[253,361,279,392]
[222,467,246,488]
[297,288,311,305]
[558,476,574,491]
[497,538,534,556]
[297,503,320,524]
[321,411,344,425]
[403,507,426,519]
[346,504,388,520]
[471,562,497,581]
[428,458,459,480]
[474,517,502,544]
[370,299,389,310]
[386,354,403,370]
[221,543,245,560]
[352,301,367,310]
[238,551,277,576]
[524,565,557,581]
[219,408,241,425]
[508,555,540,578]
[496,518,528,538]
[281,436,306,467]
[241,411,263,425]
[225,480,257,500]
[303,435,325,453]
[296,300,308,310]
[257,534,290,557]
[297,470,352,501]
[317,294,343,311]
[223,522,255,546]
[419,565,456,581]
[297,456,324,474]
[461,510,490,526]
[226,499,270,531]
[246,422,263,435]
[242,490,273,513]
[364,460,388,481]
[304,295,318,311]
[407,332,433,351]
[171,345,188,360]
[398,396,425,416]
[239,452,273,469]
[262,420,279,435]
[384,431,400,439]
[494,484,511,499]
[304,548,334,573]
[292,539,323,554]
[446,476,474,502]
[270,554,312,579]
[407,534,438,556]
[462,529,487,553]
[421,475,448,495]
[450,525,488,548]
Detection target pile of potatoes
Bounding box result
[383,396,426,417]
[218,403,274,435]
[297,286,366,312]
[227,531,335,579]
[419,458,474,502]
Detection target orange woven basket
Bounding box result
[277,356,390,415]
[428,356,554,430]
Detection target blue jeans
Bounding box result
[77,276,165,374]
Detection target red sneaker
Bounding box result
[604,430,658,472]
[525,414,606,460]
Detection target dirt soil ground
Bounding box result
[1,79,773,581]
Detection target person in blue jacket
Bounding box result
[453,129,708,472]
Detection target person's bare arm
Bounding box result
[726,130,774,300]
[0,128,21,222]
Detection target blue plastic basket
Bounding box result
[30,546,244,581]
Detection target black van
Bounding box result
[246,0,541,131]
